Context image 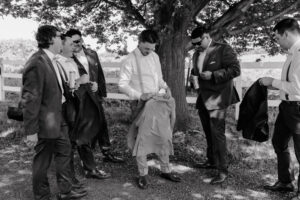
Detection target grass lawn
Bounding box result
[0,96,298,200]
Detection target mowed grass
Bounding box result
[0,86,298,199]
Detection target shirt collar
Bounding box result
[43,49,56,60]
[288,39,300,55]
[134,47,153,58]
[75,49,85,57]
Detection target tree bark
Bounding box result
[158,31,190,131]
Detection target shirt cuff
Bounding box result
[272,79,281,90]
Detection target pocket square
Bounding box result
[209,61,216,64]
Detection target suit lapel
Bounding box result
[83,48,97,81]
[202,43,217,71]
[39,50,62,93]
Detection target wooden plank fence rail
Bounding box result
[0,65,281,120]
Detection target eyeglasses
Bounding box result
[73,40,81,44]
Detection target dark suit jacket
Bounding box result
[237,80,269,142]
[83,48,107,99]
[68,83,103,145]
[22,49,63,138]
[191,41,240,110]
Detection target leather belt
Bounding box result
[282,101,300,106]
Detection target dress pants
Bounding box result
[32,121,72,200]
[136,154,171,176]
[77,144,97,171]
[197,97,228,173]
[272,101,300,187]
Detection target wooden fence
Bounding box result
[0,63,282,119]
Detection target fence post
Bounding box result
[234,76,242,120]
[0,64,4,101]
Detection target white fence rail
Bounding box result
[0,64,281,119]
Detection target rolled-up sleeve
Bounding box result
[118,57,142,100]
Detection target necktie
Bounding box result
[72,55,88,76]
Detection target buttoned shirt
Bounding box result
[118,48,167,100]
[56,55,80,81]
[272,39,300,101]
[75,49,89,75]
[43,49,65,103]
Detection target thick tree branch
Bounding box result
[228,1,299,35]
[122,0,149,28]
[191,0,211,24]
[211,0,254,31]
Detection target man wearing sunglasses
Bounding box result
[64,29,124,179]
[190,26,240,184]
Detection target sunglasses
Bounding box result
[192,40,202,46]
[73,40,81,44]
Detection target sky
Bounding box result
[0,16,38,40]
[0,16,137,52]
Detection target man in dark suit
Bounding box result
[22,25,86,200]
[64,29,123,179]
[260,18,300,200]
[190,26,240,184]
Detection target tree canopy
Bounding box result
[1,0,299,129]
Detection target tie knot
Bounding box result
[53,55,60,62]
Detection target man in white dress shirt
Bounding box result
[260,18,300,200]
[119,29,181,189]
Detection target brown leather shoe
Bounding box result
[57,189,87,200]
[210,172,227,185]
[86,169,111,179]
[137,175,148,189]
[264,181,294,192]
[194,161,216,169]
[160,173,181,182]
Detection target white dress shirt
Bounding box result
[197,50,207,73]
[75,49,89,75]
[43,49,65,103]
[272,39,300,101]
[118,48,168,100]
[56,55,80,81]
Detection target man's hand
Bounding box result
[90,81,98,92]
[199,71,212,80]
[259,77,274,87]
[140,93,154,101]
[24,133,38,148]
[163,87,171,99]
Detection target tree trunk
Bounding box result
[158,31,190,131]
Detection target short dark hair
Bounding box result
[65,29,82,37]
[191,26,210,39]
[36,25,59,49]
[273,17,300,35]
[139,30,159,44]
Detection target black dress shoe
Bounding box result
[263,181,294,192]
[194,161,216,169]
[210,172,227,185]
[86,169,111,179]
[160,173,181,182]
[137,175,148,189]
[291,192,300,200]
[57,189,87,200]
[103,154,125,163]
